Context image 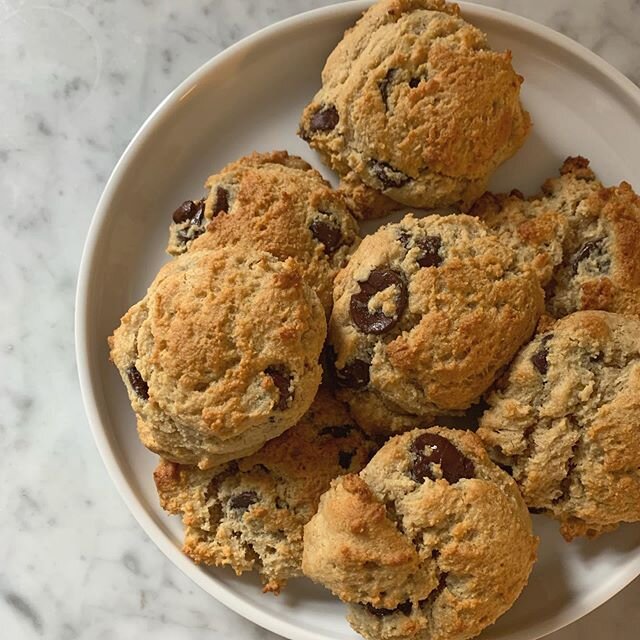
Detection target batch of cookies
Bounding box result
[109,1,640,639]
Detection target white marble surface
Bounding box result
[1,0,639,638]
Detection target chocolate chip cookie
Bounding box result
[328,213,544,435]
[167,150,360,314]
[302,427,537,640]
[109,246,326,469]
[154,388,376,593]
[478,311,640,540]
[299,0,530,210]
[472,157,640,317]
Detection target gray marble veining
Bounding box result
[1,1,638,638]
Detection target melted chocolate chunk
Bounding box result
[409,433,474,484]
[572,238,607,274]
[350,268,408,334]
[126,365,149,400]
[336,358,371,389]
[320,425,353,438]
[310,105,339,132]
[265,367,293,410]
[416,236,443,268]
[379,68,398,109]
[212,186,229,215]
[172,200,198,224]
[228,491,258,512]
[338,450,355,469]
[370,160,410,190]
[310,219,342,255]
[364,600,413,618]
[531,334,553,375]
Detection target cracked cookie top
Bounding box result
[478,310,640,540]
[167,150,360,315]
[472,156,640,318]
[302,427,537,640]
[327,213,544,435]
[153,388,376,593]
[109,246,326,469]
[298,0,530,209]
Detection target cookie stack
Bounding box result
[109,2,640,639]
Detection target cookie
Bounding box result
[109,246,326,469]
[154,388,376,593]
[299,0,530,210]
[328,213,543,435]
[302,427,537,640]
[478,311,640,540]
[167,150,360,314]
[472,157,640,317]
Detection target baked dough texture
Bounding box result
[299,0,530,209]
[109,246,326,469]
[167,150,360,315]
[328,212,543,435]
[303,427,537,640]
[478,310,640,540]
[154,389,376,592]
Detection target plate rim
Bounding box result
[75,2,640,640]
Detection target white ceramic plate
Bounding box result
[76,2,640,639]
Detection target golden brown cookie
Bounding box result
[299,0,530,210]
[302,427,537,640]
[478,311,640,540]
[328,213,543,436]
[109,247,326,469]
[167,151,360,315]
[154,389,376,592]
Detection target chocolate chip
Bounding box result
[573,238,607,274]
[408,77,421,88]
[310,219,342,255]
[531,334,553,376]
[350,268,408,334]
[370,160,410,190]
[416,236,443,268]
[338,450,355,469]
[364,600,412,618]
[228,491,258,512]
[172,200,200,224]
[320,425,353,438]
[336,359,370,389]
[212,186,229,216]
[397,230,411,248]
[310,105,339,132]
[126,365,149,400]
[409,433,474,484]
[265,367,292,410]
[379,68,398,109]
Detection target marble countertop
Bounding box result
[2,0,639,638]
